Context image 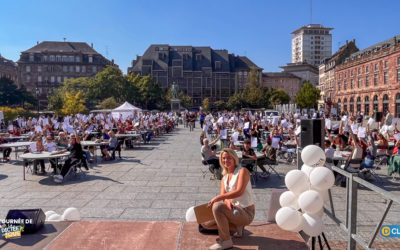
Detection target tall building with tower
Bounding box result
[291,24,333,67]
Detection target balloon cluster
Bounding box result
[275,145,335,237]
[45,207,81,222]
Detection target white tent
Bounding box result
[111,102,142,120]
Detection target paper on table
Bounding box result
[325,119,331,129]
[357,127,366,138]
[29,143,37,152]
[220,129,227,139]
[271,137,280,149]
[251,137,258,148]
[394,133,400,141]
[244,122,250,129]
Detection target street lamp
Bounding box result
[35,87,40,113]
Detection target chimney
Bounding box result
[394,36,398,45]
[91,43,93,48]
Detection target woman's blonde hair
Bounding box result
[219,148,239,176]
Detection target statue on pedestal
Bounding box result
[172,82,179,100]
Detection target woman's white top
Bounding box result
[223,166,255,208]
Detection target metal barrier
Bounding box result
[325,166,400,250]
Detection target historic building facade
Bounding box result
[127,45,261,107]
[334,35,400,117]
[261,72,302,101]
[0,54,17,83]
[17,41,113,107]
[280,62,319,86]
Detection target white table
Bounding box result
[0,141,33,160]
[20,151,70,180]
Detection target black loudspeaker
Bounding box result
[374,112,383,122]
[5,209,45,234]
[300,119,325,148]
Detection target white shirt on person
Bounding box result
[223,166,255,208]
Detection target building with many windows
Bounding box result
[261,72,302,101]
[334,35,400,117]
[0,54,17,83]
[291,24,333,67]
[127,45,261,106]
[17,41,114,107]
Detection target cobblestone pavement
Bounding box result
[0,123,399,249]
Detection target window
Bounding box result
[43,55,48,62]
[339,74,342,80]
[383,94,389,112]
[343,98,348,112]
[82,66,86,73]
[63,66,68,72]
[56,55,61,62]
[357,78,361,88]
[38,76,42,82]
[57,76,62,83]
[62,56,67,62]
[344,72,347,78]
[196,54,201,61]
[358,68,361,74]
[373,95,379,111]
[29,54,34,62]
[69,66,74,73]
[215,61,221,70]
[38,66,41,72]
[398,57,400,65]
[384,72,388,84]
[396,68,400,82]
[385,61,388,69]
[364,96,370,115]
[50,55,55,62]
[375,63,379,71]
[88,56,93,63]
[366,66,369,73]
[350,79,354,89]
[50,76,55,83]
[76,56,80,63]
[69,56,74,62]
[350,97,354,113]
[374,74,378,85]
[26,66,31,72]
[344,80,347,90]
[76,66,80,73]
[396,93,400,117]
[26,75,30,82]
[351,70,354,77]
[92,66,97,73]
[337,99,341,114]
[357,97,361,112]
[337,81,341,91]
[365,75,370,86]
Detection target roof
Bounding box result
[0,55,17,67]
[291,24,333,34]
[23,41,100,54]
[262,72,301,79]
[234,56,260,70]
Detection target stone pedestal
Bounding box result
[171,99,181,111]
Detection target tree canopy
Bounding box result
[295,81,320,109]
[0,77,36,107]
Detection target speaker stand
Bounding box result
[311,232,331,250]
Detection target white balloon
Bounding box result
[310,167,335,191]
[302,213,324,236]
[45,210,57,220]
[301,164,314,179]
[185,206,197,222]
[290,215,305,232]
[275,207,303,231]
[301,145,326,167]
[298,190,324,214]
[285,170,309,195]
[279,191,299,209]
[62,207,81,221]
[47,213,63,222]
[312,188,330,203]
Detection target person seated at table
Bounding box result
[346,126,363,170]
[0,135,12,162]
[376,133,388,154]
[44,136,58,174]
[28,136,46,175]
[53,133,87,183]
[201,135,221,170]
[229,139,257,173]
[257,138,277,178]
[57,132,69,149]
[201,148,255,250]
[360,135,377,169]
[392,140,400,155]
[10,126,21,136]
[102,131,119,160]
[324,140,335,162]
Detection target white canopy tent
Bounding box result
[111,102,142,120]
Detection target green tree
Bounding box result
[178,91,192,109]
[134,75,165,109]
[213,100,226,111]
[295,81,320,109]
[202,98,210,112]
[270,88,290,106]
[61,91,88,115]
[98,97,119,109]
[247,67,260,88]
[227,93,244,110]
[89,66,127,103]
[0,77,36,107]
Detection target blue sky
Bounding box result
[1,0,399,73]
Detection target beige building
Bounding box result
[262,72,302,102]
[280,62,319,86]
[17,41,114,108]
[291,24,333,67]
